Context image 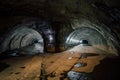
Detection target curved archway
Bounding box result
[65,27,108,50]
[0,18,57,54]
[1,27,44,55]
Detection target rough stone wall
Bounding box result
[69,18,118,55]
[0,0,119,54]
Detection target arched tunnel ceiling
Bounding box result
[0,0,120,55]
[0,0,120,33]
[66,27,108,47]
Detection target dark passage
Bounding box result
[90,57,120,80]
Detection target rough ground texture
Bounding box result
[0,45,107,80]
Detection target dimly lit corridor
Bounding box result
[0,0,120,80]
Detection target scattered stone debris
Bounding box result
[74,62,87,68]
[68,57,72,60]
[67,71,88,80]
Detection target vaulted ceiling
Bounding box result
[0,0,120,53]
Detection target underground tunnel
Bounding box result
[0,0,120,80]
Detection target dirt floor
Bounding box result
[0,46,119,80]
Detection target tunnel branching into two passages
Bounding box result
[0,18,119,56]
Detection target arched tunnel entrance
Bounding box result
[2,27,44,55]
[65,27,108,50]
[0,18,56,55]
